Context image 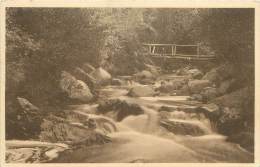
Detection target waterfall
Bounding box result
[54,85,253,163]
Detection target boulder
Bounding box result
[40,115,111,144]
[196,103,220,121]
[211,87,254,148]
[159,111,171,120]
[160,119,207,136]
[200,87,218,102]
[212,87,250,108]
[60,71,93,102]
[217,79,236,95]
[202,68,219,83]
[90,67,111,85]
[216,63,236,81]
[158,78,187,93]
[17,97,39,113]
[188,80,211,94]
[157,81,176,93]
[227,131,254,152]
[97,99,144,121]
[81,63,96,73]
[6,140,68,163]
[144,64,160,76]
[159,105,197,113]
[14,97,42,139]
[159,106,177,112]
[111,78,125,86]
[65,110,90,123]
[198,103,220,114]
[128,85,157,97]
[72,67,97,89]
[188,69,203,79]
[189,94,203,101]
[176,66,191,76]
[217,107,244,135]
[178,84,190,95]
[202,64,235,84]
[65,110,117,134]
[133,69,155,84]
[134,70,154,80]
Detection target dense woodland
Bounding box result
[6,8,254,154]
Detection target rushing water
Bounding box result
[53,83,253,163]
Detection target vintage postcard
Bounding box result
[0,0,259,167]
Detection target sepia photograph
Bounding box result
[1,1,259,165]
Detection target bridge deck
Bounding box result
[142,43,215,60]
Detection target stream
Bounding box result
[52,77,253,163]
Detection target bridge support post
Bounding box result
[152,46,156,54]
[197,44,200,57]
[173,45,176,56]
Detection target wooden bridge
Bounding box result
[142,43,215,61]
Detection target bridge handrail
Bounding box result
[142,43,215,60]
[142,43,199,57]
[142,43,198,47]
[143,53,215,57]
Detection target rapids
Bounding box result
[52,82,253,163]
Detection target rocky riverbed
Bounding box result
[6,64,254,163]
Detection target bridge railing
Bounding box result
[142,43,215,60]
